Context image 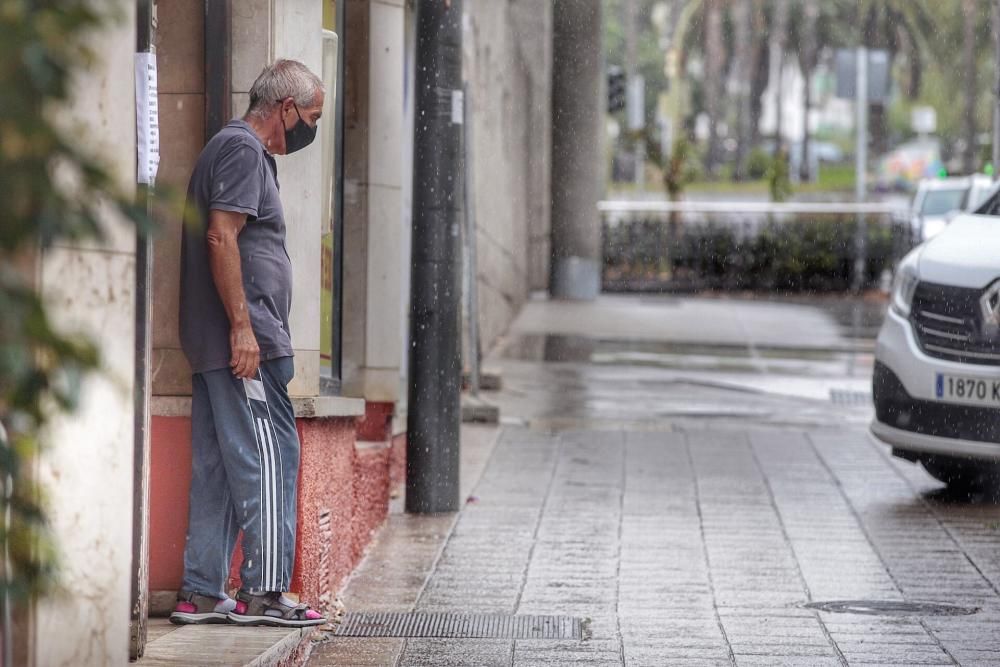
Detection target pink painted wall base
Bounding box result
[149,409,405,616]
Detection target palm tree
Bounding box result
[855,0,934,156]
[796,0,819,181]
[676,0,768,178]
[623,0,641,183]
[748,1,769,147]
[785,0,847,181]
[703,0,725,176]
[732,0,754,180]
[771,0,789,153]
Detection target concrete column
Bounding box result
[272,0,325,397]
[550,0,603,301]
[228,0,325,397]
[462,0,552,351]
[341,0,407,403]
[150,0,207,397]
[513,1,554,293]
[32,6,137,665]
[151,0,327,398]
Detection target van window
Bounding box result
[920,188,967,216]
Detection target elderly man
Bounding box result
[170,59,326,627]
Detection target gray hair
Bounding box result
[246,59,324,118]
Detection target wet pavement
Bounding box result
[309,296,1000,666]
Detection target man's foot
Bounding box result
[227,590,327,627]
[169,591,237,625]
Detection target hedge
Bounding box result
[603,216,910,293]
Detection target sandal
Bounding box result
[227,590,327,627]
[169,590,236,625]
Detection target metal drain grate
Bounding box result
[804,600,979,617]
[332,612,584,639]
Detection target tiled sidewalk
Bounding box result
[310,424,1000,666]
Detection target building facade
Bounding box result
[14,0,565,663]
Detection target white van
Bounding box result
[872,187,1000,488]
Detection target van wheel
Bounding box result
[921,455,1000,491]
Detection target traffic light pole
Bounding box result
[406,0,463,514]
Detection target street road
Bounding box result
[311,296,1000,666]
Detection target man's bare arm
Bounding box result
[206,209,260,379]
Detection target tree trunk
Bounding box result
[869,104,888,158]
[624,0,642,184]
[749,0,769,147]
[771,0,788,153]
[800,74,812,181]
[857,4,893,163]
[799,0,818,182]
[963,0,979,174]
[733,0,753,181]
[704,0,724,176]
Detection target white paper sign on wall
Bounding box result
[134,52,160,185]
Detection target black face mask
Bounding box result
[284,103,317,154]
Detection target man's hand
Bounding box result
[230,321,260,379]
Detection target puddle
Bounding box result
[804,600,979,617]
[497,335,866,379]
[499,334,848,363]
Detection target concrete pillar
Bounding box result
[32,6,137,665]
[272,0,325,396]
[227,0,326,397]
[150,0,207,397]
[462,0,553,350]
[151,0,326,398]
[341,0,407,404]
[550,0,603,301]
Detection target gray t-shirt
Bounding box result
[179,120,294,374]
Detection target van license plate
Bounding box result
[935,374,1000,406]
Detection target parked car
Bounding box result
[910,176,972,242]
[872,188,1000,488]
[967,174,999,211]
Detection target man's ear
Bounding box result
[275,98,293,128]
